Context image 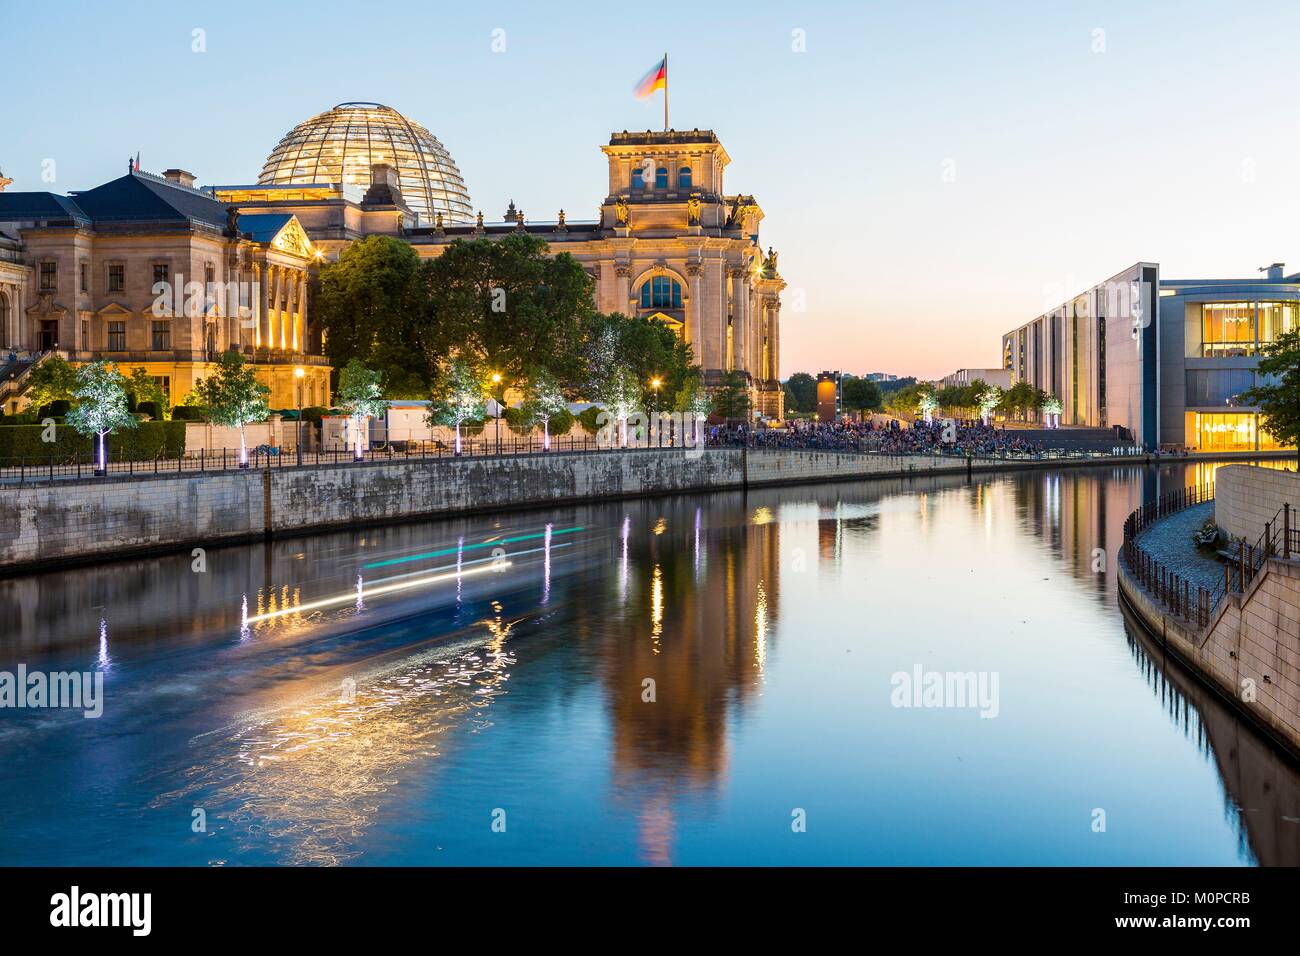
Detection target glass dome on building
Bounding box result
[258,102,474,225]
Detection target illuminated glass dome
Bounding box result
[258,102,474,225]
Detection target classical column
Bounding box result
[271,266,284,350]
[295,272,307,352]
[730,269,748,374]
[686,263,703,362]
[615,265,632,313]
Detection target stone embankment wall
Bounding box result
[1119,553,1300,757]
[0,447,1109,572]
[1215,464,1300,541]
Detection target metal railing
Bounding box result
[0,432,712,484]
[1122,483,1216,627]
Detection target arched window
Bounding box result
[631,166,644,189]
[639,275,683,310]
[655,167,668,189]
[678,166,692,190]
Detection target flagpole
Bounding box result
[663,52,669,131]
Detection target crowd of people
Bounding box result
[708,417,1047,458]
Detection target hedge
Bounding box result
[0,421,186,461]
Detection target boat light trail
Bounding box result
[360,526,584,570]
[245,561,512,624]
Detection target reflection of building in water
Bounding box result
[1122,604,1300,865]
[600,495,780,834]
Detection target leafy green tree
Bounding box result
[335,358,389,460]
[522,366,569,450]
[582,311,697,414]
[674,370,713,445]
[316,235,432,397]
[784,372,817,413]
[427,356,487,454]
[66,361,137,473]
[713,370,752,421]
[1243,328,1300,462]
[977,385,1002,425]
[24,354,78,413]
[194,349,270,466]
[841,376,882,418]
[127,367,168,418]
[429,234,592,395]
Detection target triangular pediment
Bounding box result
[26,293,68,317]
[95,301,134,318]
[270,216,313,259]
[645,310,684,332]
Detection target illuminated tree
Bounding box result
[522,367,568,451]
[65,361,137,474]
[428,356,487,455]
[977,385,1002,426]
[335,359,389,460]
[194,349,270,467]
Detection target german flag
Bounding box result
[633,56,667,100]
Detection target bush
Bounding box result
[576,406,603,434]
[503,407,534,435]
[137,401,162,420]
[38,400,71,419]
[0,420,185,461]
[171,405,208,422]
[547,408,575,436]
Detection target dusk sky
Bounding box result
[5,0,1297,380]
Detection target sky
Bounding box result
[4,0,1299,380]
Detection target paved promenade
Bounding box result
[1135,500,1221,592]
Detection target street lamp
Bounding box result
[294,367,305,465]
[650,377,662,446]
[491,372,503,455]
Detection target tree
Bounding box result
[784,372,817,413]
[522,366,569,451]
[316,235,432,397]
[335,359,389,460]
[429,234,593,395]
[427,356,487,455]
[581,311,696,415]
[841,376,882,418]
[65,361,137,474]
[918,387,939,423]
[127,367,168,418]
[24,354,78,413]
[1243,328,1300,463]
[674,370,713,446]
[977,385,1002,426]
[713,370,752,422]
[194,349,270,466]
[1039,392,1063,429]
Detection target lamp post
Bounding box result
[491,372,503,455]
[294,367,305,465]
[650,377,662,446]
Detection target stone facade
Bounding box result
[1215,464,1300,542]
[0,167,330,411]
[214,130,786,419]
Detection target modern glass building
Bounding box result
[1002,262,1296,452]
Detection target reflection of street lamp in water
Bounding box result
[294,367,305,465]
[491,372,503,454]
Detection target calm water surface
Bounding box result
[2,460,1298,866]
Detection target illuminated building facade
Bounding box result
[0,166,328,411]
[215,122,786,419]
[1002,262,1296,452]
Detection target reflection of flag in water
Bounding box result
[633,55,667,99]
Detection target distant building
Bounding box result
[865,372,898,382]
[1001,261,1296,451]
[816,370,841,421]
[940,368,1011,390]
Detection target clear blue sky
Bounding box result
[4,0,1298,379]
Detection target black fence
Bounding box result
[1122,483,1216,627]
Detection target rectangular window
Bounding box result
[153,263,169,285]
[80,263,88,293]
[1191,411,1258,452]
[151,320,170,351]
[151,375,171,402]
[39,261,57,291]
[1258,301,1298,345]
[1201,302,1255,356]
[107,321,126,351]
[107,264,125,293]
